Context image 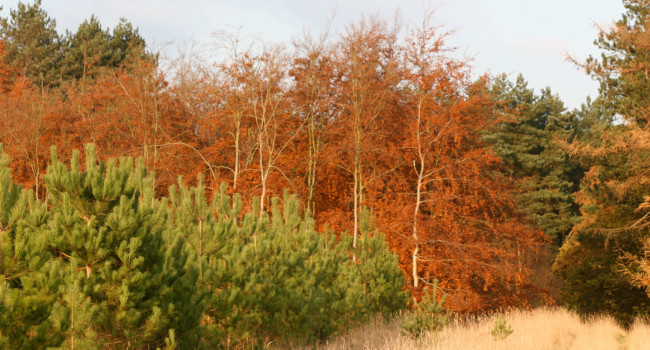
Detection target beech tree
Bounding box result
[208,32,258,192]
[242,43,299,216]
[334,17,400,247]
[290,30,336,219]
[400,18,464,288]
[0,80,59,199]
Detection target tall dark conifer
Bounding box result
[484,75,581,243]
[0,0,62,86]
[554,0,650,326]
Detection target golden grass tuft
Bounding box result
[302,308,650,350]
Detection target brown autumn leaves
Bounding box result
[0,17,546,312]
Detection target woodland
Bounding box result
[0,0,649,348]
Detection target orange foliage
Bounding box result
[0,17,546,313]
[0,40,12,92]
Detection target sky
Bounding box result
[1,0,625,109]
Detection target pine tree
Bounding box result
[61,15,115,82]
[552,102,650,326]
[110,18,152,65]
[211,193,351,345]
[0,144,24,279]
[165,179,236,346]
[0,144,60,349]
[554,0,650,325]
[2,143,408,347]
[484,75,582,243]
[553,227,650,326]
[164,180,408,346]
[41,145,201,348]
[60,16,152,83]
[342,207,408,320]
[0,145,202,348]
[0,0,62,86]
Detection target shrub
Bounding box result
[490,315,513,340]
[1,145,201,349]
[401,280,451,339]
[0,145,410,348]
[167,185,409,346]
[553,233,650,327]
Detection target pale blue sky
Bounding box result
[2,0,625,109]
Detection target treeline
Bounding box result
[0,1,546,313]
[0,0,649,342]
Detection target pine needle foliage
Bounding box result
[0,144,54,349]
[0,145,408,348]
[484,75,582,243]
[490,314,514,340]
[1,145,201,349]
[401,280,451,339]
[165,180,408,346]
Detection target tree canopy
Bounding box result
[2,0,650,345]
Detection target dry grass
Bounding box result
[304,308,650,350]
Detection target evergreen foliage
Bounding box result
[554,0,650,326]
[0,144,26,280]
[0,145,202,349]
[401,280,451,339]
[165,181,408,346]
[572,97,616,144]
[346,207,409,320]
[42,145,201,347]
[485,75,582,243]
[0,0,62,86]
[553,232,650,327]
[0,143,56,349]
[61,16,114,81]
[490,315,513,340]
[0,144,54,348]
[0,1,151,87]
[0,144,408,348]
[61,16,151,82]
[553,129,650,326]
[109,18,151,64]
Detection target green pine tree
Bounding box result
[343,207,409,320]
[553,0,650,326]
[42,144,201,348]
[165,179,235,347]
[0,0,62,86]
[60,16,153,83]
[0,144,61,349]
[0,145,202,348]
[212,193,352,345]
[164,183,408,346]
[110,18,154,65]
[484,75,582,243]
[61,15,115,82]
[2,144,409,348]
